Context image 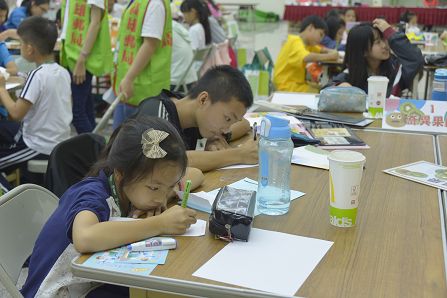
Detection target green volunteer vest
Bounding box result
[113,0,172,106]
[60,0,113,76]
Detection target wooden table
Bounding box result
[73,130,447,297]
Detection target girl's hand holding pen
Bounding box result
[158,205,197,235]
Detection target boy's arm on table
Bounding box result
[73,5,103,84]
[187,138,258,172]
[229,118,251,141]
[72,207,197,253]
[0,29,18,41]
[205,119,251,150]
[0,77,31,120]
[119,37,159,99]
[183,167,204,190]
[304,51,339,63]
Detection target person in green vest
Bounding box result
[60,0,113,133]
[112,0,172,129]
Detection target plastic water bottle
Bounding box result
[257,115,294,215]
[432,69,447,101]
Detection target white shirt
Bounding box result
[20,63,72,155]
[189,23,206,50]
[60,0,105,40]
[171,21,197,85]
[141,0,165,40]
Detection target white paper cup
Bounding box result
[367,76,389,118]
[328,150,366,228]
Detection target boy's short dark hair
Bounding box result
[187,65,253,108]
[17,16,57,55]
[300,15,328,34]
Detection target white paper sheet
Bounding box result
[271,92,319,110]
[244,112,302,128]
[292,145,330,170]
[176,219,207,236]
[6,83,20,90]
[193,228,333,296]
[109,217,207,237]
[218,164,258,170]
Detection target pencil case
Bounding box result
[318,86,367,112]
[209,186,256,242]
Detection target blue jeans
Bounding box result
[71,71,95,133]
[112,102,137,130]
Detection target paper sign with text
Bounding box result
[383,99,447,133]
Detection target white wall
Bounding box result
[216,0,286,17]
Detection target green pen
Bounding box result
[181,180,192,208]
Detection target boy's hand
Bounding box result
[73,58,86,85]
[373,19,391,33]
[157,205,197,235]
[238,138,258,164]
[119,77,134,102]
[0,74,6,89]
[205,135,230,151]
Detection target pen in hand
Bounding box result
[181,180,192,208]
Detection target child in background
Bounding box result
[332,19,423,97]
[21,116,200,297]
[60,0,113,133]
[180,0,211,50]
[0,0,8,32]
[401,10,420,35]
[205,7,226,44]
[321,16,346,50]
[170,20,197,92]
[205,0,222,20]
[343,8,357,23]
[6,0,49,29]
[112,0,172,128]
[274,15,339,93]
[0,1,19,76]
[133,65,257,172]
[0,17,72,170]
[0,41,18,75]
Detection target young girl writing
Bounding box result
[332,19,423,97]
[21,116,199,297]
[180,0,211,50]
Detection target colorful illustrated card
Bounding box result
[82,257,157,277]
[383,99,447,133]
[383,161,447,190]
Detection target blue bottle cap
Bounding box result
[260,115,291,139]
